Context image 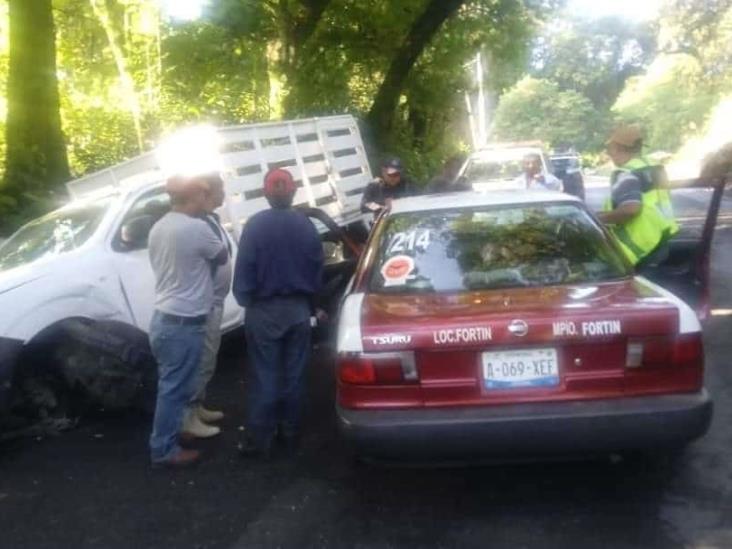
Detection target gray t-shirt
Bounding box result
[204,214,233,306]
[149,212,225,317]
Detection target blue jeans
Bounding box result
[149,311,206,462]
[244,297,312,450]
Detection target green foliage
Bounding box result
[492,76,603,150]
[532,16,656,110]
[0,0,561,233]
[611,1,732,153]
[613,54,717,151]
[159,22,270,125]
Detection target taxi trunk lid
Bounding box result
[361,279,679,352]
[352,278,701,409]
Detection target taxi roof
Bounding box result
[389,190,580,215]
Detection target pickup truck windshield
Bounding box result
[0,200,111,271]
[369,203,630,294]
[464,158,523,183]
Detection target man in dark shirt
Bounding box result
[233,168,324,458]
[360,157,418,215]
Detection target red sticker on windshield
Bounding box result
[381,255,414,286]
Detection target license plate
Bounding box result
[482,348,559,390]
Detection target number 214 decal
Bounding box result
[388,230,431,255]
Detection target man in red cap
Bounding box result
[233,168,325,458]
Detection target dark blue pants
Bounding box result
[244,297,312,450]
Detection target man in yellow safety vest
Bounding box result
[598,125,679,272]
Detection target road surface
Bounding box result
[1,186,731,549]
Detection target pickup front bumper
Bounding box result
[0,337,23,412]
[337,390,713,461]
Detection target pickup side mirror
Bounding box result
[119,215,156,251]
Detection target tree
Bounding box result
[612,0,732,153]
[493,76,602,150]
[366,0,466,148]
[531,16,656,110]
[2,0,70,229]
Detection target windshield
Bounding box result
[369,203,629,294]
[463,158,524,183]
[0,201,111,271]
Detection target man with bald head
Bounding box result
[147,174,228,468]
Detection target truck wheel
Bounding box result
[54,319,157,414]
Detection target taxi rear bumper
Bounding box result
[337,390,713,461]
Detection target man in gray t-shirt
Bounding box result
[182,175,234,438]
[147,175,227,468]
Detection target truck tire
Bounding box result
[53,319,157,414]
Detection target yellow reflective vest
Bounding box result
[603,158,679,265]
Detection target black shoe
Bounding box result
[237,437,271,461]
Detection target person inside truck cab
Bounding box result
[598,125,679,273]
[360,157,418,215]
[514,153,562,191]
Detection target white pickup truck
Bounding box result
[0,115,371,420]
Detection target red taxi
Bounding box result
[335,191,713,460]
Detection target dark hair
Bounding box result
[266,194,294,209]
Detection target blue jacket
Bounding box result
[233,208,324,308]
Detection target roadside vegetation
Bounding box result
[0,0,729,235]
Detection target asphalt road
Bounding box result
[1,186,731,549]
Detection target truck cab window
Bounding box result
[114,188,170,252]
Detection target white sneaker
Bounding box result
[197,405,224,423]
[182,409,221,439]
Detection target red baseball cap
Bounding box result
[263,168,297,198]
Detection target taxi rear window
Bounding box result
[369,203,629,293]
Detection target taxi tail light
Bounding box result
[338,352,418,385]
[625,334,703,369]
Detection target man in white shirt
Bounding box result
[514,153,562,191]
[147,175,227,468]
[182,174,233,438]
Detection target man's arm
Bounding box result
[598,202,642,224]
[361,182,383,213]
[195,219,227,263]
[598,174,643,225]
[546,173,563,192]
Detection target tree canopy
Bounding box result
[0,0,557,233]
[492,76,601,151]
[1,0,730,234]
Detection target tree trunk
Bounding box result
[293,0,332,50]
[90,0,144,153]
[367,0,466,149]
[3,0,70,199]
